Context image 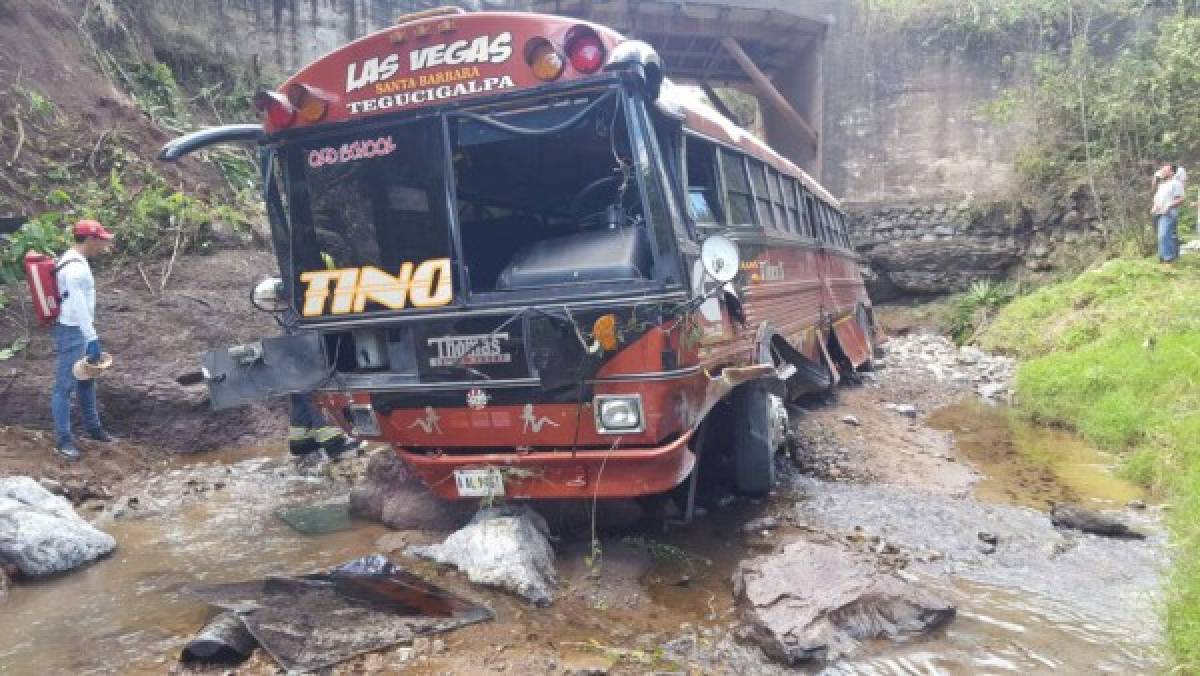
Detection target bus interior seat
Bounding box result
[494,226,652,291]
[460,213,536,290]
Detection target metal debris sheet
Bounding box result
[188,554,493,672]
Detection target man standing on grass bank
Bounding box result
[51,219,117,460]
[1151,164,1185,263]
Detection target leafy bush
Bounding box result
[948,279,1022,344]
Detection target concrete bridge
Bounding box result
[531,0,837,178]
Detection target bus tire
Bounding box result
[732,380,779,496]
[857,305,878,370]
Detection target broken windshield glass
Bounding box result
[450,90,660,294]
[287,117,455,317]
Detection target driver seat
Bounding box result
[494,226,652,290]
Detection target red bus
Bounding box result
[161,7,877,505]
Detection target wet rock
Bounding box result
[37,478,65,496]
[349,452,472,531]
[978,383,1007,399]
[742,516,780,535]
[733,541,954,664]
[408,505,557,606]
[0,476,116,576]
[1051,503,1145,539]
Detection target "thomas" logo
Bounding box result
[299,259,453,316]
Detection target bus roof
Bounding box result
[266,8,839,208]
[658,82,841,209]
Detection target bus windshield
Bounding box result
[286,86,669,317]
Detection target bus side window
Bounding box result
[804,191,820,241]
[768,169,789,233]
[720,148,757,227]
[685,136,725,227]
[784,177,801,234]
[749,160,774,229]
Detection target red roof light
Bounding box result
[254,91,297,129]
[565,26,606,75]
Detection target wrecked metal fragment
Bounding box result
[188,554,491,673]
[181,611,257,665]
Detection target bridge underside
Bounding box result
[533,0,832,177]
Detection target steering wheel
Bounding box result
[570,175,624,229]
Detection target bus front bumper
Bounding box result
[395,432,696,501]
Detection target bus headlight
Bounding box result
[594,395,644,434]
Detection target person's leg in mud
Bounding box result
[288,393,322,456]
[50,324,84,458]
[289,393,365,459]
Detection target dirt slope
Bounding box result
[0,249,286,466]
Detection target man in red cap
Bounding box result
[51,219,116,460]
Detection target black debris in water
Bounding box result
[1050,502,1146,540]
[187,554,493,672]
[181,611,256,665]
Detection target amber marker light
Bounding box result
[593,313,619,352]
[286,83,335,123]
[524,37,565,82]
[253,91,297,128]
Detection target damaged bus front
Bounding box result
[161,8,876,503]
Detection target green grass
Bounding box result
[979,256,1200,670]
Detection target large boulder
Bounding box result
[407,505,557,606]
[733,541,953,664]
[0,476,116,576]
[349,451,472,531]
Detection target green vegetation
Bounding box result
[0,0,265,291]
[947,279,1024,344]
[864,0,1141,51]
[979,257,1200,669]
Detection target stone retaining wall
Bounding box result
[847,196,1101,299]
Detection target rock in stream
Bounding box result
[408,505,557,606]
[733,541,954,664]
[0,476,116,576]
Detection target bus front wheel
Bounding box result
[731,380,787,496]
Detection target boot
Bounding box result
[288,426,320,455]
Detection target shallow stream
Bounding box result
[0,401,1167,674]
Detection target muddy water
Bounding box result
[0,453,390,675]
[928,398,1150,509]
[0,409,1166,675]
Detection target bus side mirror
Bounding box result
[251,277,288,313]
[605,40,663,101]
[701,235,740,283]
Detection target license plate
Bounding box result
[454,469,505,498]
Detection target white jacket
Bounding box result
[55,249,97,341]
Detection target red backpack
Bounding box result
[23,251,78,326]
